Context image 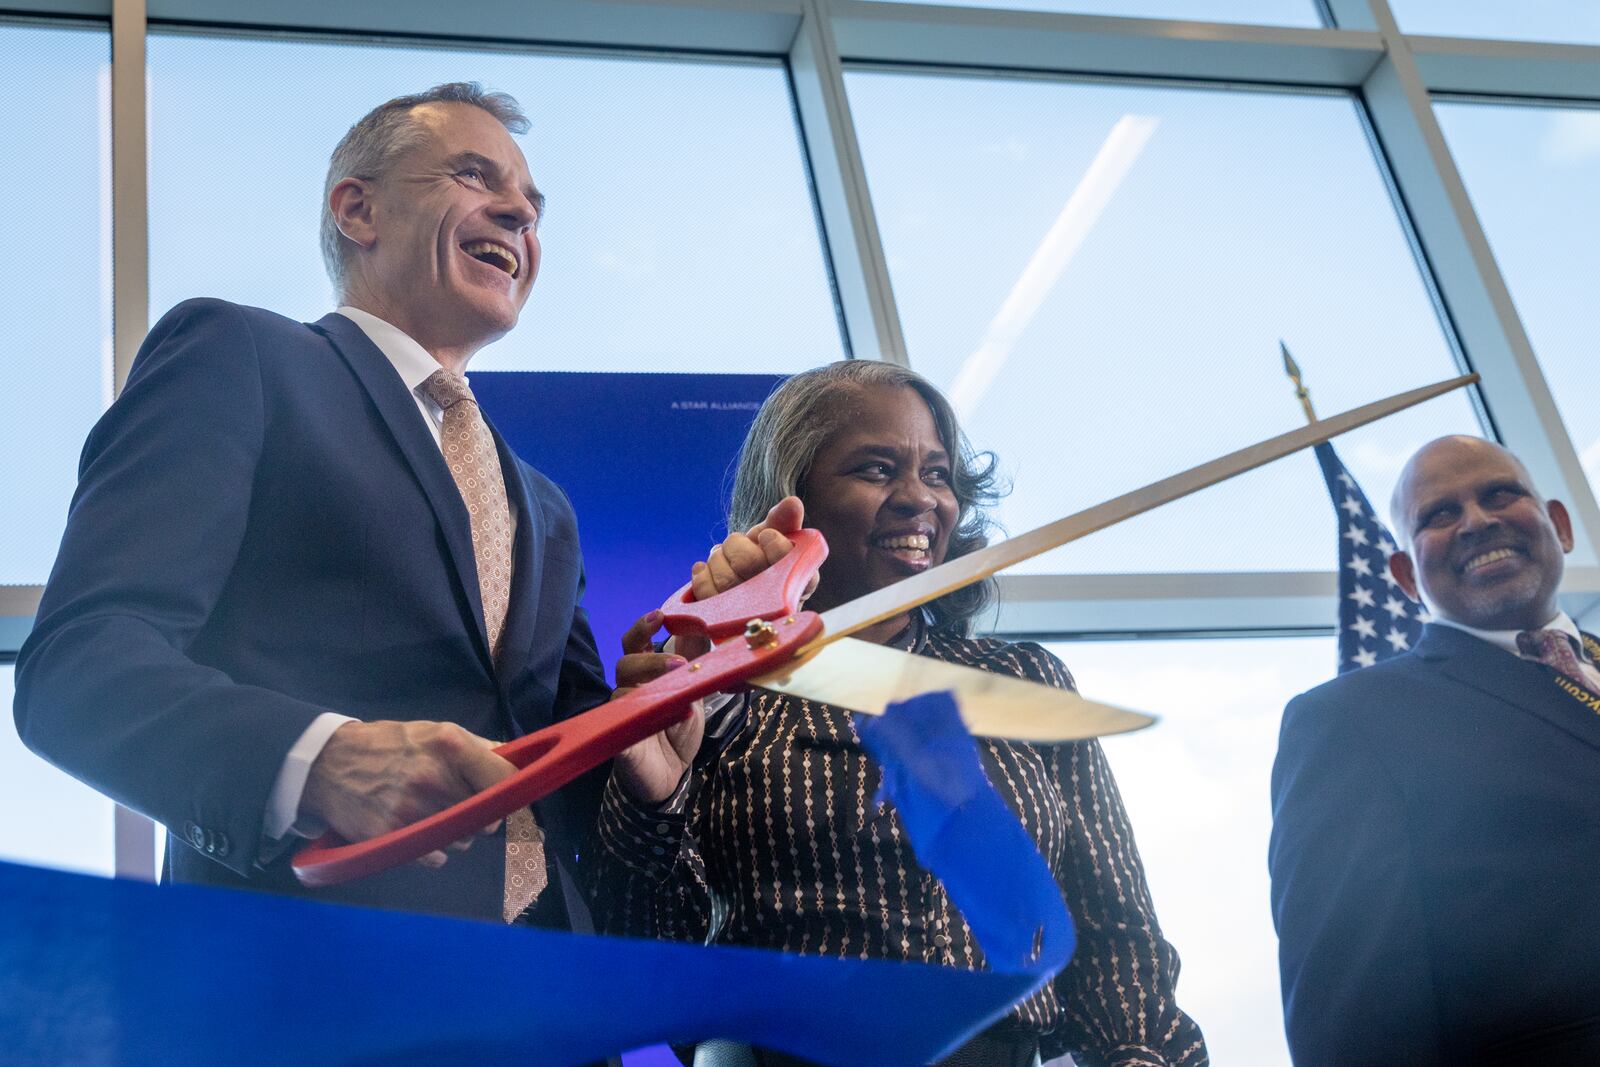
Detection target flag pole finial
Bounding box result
[1281,340,1318,424]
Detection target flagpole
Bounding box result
[1281,340,1318,424]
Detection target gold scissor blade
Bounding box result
[752,637,1155,742]
[812,372,1477,646]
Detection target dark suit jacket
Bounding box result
[1270,623,1600,1066]
[14,299,613,925]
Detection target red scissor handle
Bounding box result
[659,527,827,641]
[292,611,824,888]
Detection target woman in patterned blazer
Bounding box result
[592,360,1207,1067]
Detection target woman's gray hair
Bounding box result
[728,360,1004,635]
[320,82,532,296]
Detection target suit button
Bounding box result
[213,833,231,859]
[185,822,205,849]
[933,933,952,948]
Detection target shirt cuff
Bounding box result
[263,712,357,842]
[597,773,691,879]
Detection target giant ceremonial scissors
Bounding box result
[294,373,1477,888]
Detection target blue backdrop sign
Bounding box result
[473,371,785,675]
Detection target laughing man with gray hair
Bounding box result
[16,83,619,925]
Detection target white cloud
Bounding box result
[1539,110,1600,165]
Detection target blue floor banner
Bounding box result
[0,693,1073,1066]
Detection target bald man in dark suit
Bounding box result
[1270,436,1600,1065]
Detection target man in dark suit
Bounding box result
[1270,435,1600,1065]
[14,83,614,926]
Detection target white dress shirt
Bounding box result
[260,307,503,843]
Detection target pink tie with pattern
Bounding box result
[1516,628,1600,692]
[421,368,547,924]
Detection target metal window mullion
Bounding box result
[830,1,1384,87]
[0,586,43,654]
[0,586,43,619]
[787,0,909,365]
[1325,0,1600,569]
[111,0,157,882]
[984,567,1600,637]
[112,0,146,394]
[1410,35,1600,101]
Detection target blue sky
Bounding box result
[1389,0,1600,44]
[0,26,112,584]
[878,0,1319,24]
[847,71,1485,574]
[1436,100,1600,496]
[146,36,842,373]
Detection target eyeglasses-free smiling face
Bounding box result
[348,101,543,361]
[798,384,960,621]
[1390,436,1574,632]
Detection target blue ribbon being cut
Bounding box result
[0,691,1074,1066]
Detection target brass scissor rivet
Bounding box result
[744,619,779,649]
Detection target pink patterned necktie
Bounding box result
[420,368,546,924]
[1516,629,1600,692]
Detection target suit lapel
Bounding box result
[1416,623,1600,753]
[310,313,492,668]
[492,422,545,711]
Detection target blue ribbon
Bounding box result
[0,691,1073,1066]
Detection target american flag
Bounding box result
[1314,442,1428,673]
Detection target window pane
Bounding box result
[148,36,842,372]
[848,73,1481,572]
[1049,634,1332,1067]
[1435,101,1600,498]
[870,0,1320,27]
[0,24,111,584]
[1,664,115,877]
[1387,1,1600,46]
